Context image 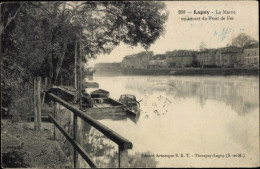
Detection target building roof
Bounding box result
[166,50,196,57]
[244,42,259,49]
[217,46,242,53]
[197,49,217,54]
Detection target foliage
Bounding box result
[231,33,257,48]
[0,2,24,35]
[128,152,158,168]
[1,1,168,116]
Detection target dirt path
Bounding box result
[1,120,71,168]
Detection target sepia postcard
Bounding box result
[1,1,259,168]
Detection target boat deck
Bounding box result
[93,102,112,108]
[48,86,138,116]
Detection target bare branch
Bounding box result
[3,3,24,31]
[27,2,51,16]
[65,2,87,22]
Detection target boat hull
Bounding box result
[83,106,125,114]
[82,98,126,114]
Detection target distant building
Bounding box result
[148,54,167,68]
[166,50,197,68]
[196,49,217,68]
[121,51,153,68]
[215,46,242,68]
[119,43,258,69]
[242,42,259,68]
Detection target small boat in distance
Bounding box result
[83,82,99,88]
[119,94,141,115]
[90,89,110,98]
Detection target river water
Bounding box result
[58,75,259,168]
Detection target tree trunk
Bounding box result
[47,51,54,82]
[53,41,68,84]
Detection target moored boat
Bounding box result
[47,87,141,116]
[90,89,110,98]
[82,97,125,113]
[83,82,99,88]
[119,94,140,115]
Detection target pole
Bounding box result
[44,77,48,89]
[118,146,128,168]
[79,38,82,109]
[61,72,63,86]
[53,102,57,140]
[34,78,37,130]
[36,77,41,130]
[41,92,46,106]
[73,114,78,168]
[74,40,78,90]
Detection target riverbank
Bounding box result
[1,119,71,168]
[169,68,259,76]
[94,67,259,76]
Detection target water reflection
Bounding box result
[55,105,150,168]
[87,112,127,121]
[79,121,117,168]
[54,107,117,167]
[86,111,141,123]
[77,120,157,168]
[56,76,259,168]
[123,76,259,116]
[93,76,259,167]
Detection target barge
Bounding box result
[82,97,125,114]
[47,86,139,116]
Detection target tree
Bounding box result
[0,2,24,35]
[1,1,169,116]
[6,1,169,84]
[199,41,207,51]
[231,33,257,48]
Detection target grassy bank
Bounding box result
[94,67,259,76]
[1,120,71,168]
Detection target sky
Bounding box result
[87,1,259,67]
